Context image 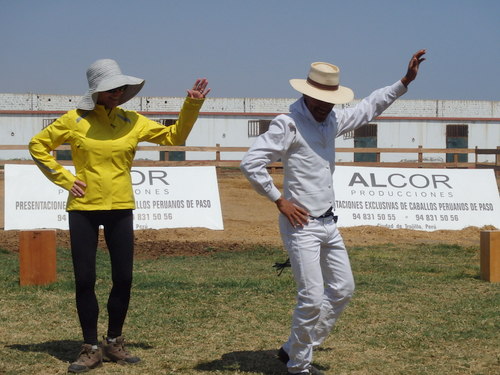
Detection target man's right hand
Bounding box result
[275,197,309,228]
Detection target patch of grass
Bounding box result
[0,243,499,374]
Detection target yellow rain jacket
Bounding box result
[29,97,204,211]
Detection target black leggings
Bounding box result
[68,210,134,345]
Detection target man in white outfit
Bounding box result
[240,50,426,374]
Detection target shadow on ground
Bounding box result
[195,349,329,374]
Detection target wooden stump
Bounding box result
[19,230,57,286]
[480,230,500,283]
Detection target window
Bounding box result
[446,124,468,163]
[355,123,378,137]
[42,118,57,129]
[343,130,354,140]
[157,119,176,126]
[354,124,378,162]
[248,120,271,137]
[157,119,185,161]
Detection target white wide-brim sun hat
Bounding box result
[77,59,145,110]
[289,62,354,104]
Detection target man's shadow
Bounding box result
[7,339,153,363]
[195,349,330,374]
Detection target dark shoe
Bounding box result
[67,344,102,373]
[278,346,289,363]
[101,336,141,365]
[280,347,323,375]
[287,365,324,375]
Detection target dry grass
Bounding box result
[0,243,499,375]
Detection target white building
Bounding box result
[0,93,499,163]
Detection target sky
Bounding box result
[0,0,499,101]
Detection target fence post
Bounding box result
[215,143,221,162]
[480,230,500,283]
[19,229,57,286]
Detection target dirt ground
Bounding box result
[0,169,496,257]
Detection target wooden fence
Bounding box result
[0,145,499,174]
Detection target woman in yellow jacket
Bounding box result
[29,59,210,373]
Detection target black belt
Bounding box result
[310,207,338,222]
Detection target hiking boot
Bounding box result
[67,344,102,373]
[101,336,141,365]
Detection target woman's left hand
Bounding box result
[187,78,211,99]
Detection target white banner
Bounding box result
[4,165,223,231]
[333,166,500,231]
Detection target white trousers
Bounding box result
[279,214,355,374]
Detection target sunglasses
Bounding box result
[106,85,127,93]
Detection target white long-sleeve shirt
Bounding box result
[240,80,407,217]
